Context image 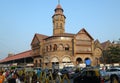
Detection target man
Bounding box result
[32,72,37,83]
[0,71,5,83]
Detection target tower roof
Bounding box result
[55,4,63,12]
[52,4,65,18]
[56,4,62,9]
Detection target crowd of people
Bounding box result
[0,68,40,83]
[0,67,66,83]
[0,66,81,83]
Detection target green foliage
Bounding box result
[103,45,120,64]
[11,66,16,69]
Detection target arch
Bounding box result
[46,46,48,52]
[44,57,49,63]
[60,23,62,28]
[62,57,71,63]
[51,57,59,69]
[35,60,37,63]
[50,45,52,51]
[51,57,59,62]
[53,44,57,51]
[58,44,64,51]
[39,59,42,67]
[34,59,38,67]
[39,59,41,63]
[76,57,83,64]
[84,57,90,61]
[56,23,58,28]
[64,44,69,50]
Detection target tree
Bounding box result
[108,46,120,63]
[103,45,120,64]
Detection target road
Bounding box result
[63,79,73,83]
[54,79,73,83]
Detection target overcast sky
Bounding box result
[0,0,120,59]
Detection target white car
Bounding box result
[106,68,120,83]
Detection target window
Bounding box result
[50,45,52,51]
[53,44,57,51]
[58,44,64,51]
[39,59,41,67]
[65,44,69,50]
[35,60,37,67]
[56,23,58,28]
[46,46,48,52]
[60,23,62,28]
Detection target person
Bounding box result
[8,73,16,83]
[37,69,41,78]
[0,71,5,83]
[8,72,20,83]
[19,73,25,83]
[32,72,37,83]
[25,72,30,83]
[15,73,20,83]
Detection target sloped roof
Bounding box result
[94,39,102,49]
[0,50,32,63]
[94,39,100,44]
[31,33,48,45]
[76,28,94,40]
[35,33,48,41]
[101,40,111,50]
[53,4,64,16]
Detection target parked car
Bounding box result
[73,68,110,83]
[100,70,110,82]
[106,68,120,83]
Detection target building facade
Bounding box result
[31,4,102,69]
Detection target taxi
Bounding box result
[73,68,109,83]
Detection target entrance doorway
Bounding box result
[51,57,59,69]
[76,58,83,64]
[52,62,59,69]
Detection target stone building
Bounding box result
[31,4,102,69]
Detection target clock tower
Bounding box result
[52,4,66,35]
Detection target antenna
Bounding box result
[58,0,60,4]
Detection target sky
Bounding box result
[0,0,120,59]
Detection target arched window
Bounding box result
[35,60,37,63]
[60,23,62,28]
[51,57,59,63]
[62,57,71,63]
[56,23,58,28]
[46,46,48,52]
[76,58,83,64]
[58,44,64,51]
[35,60,38,67]
[65,44,69,51]
[50,45,52,51]
[53,44,57,51]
